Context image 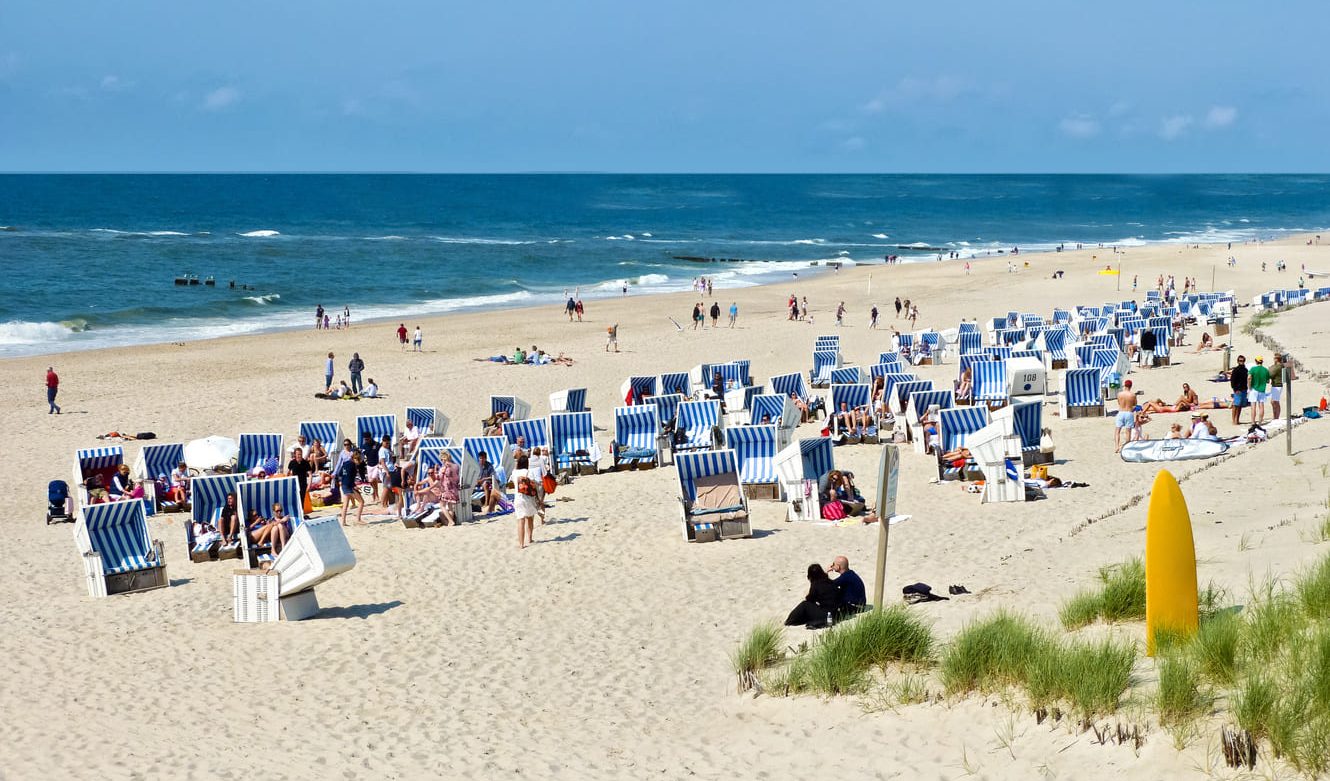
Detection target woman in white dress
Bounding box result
[511,455,539,549]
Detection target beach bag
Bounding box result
[821,500,846,521]
[542,473,557,495]
[1304,407,1322,420]
[1029,464,1049,481]
[517,476,538,496]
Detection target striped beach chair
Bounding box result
[658,372,692,398]
[829,366,863,385]
[906,389,955,453]
[676,448,750,542]
[984,345,1013,361]
[973,361,1009,409]
[920,331,944,364]
[621,376,658,406]
[936,407,991,480]
[415,447,477,524]
[236,433,283,475]
[876,352,904,370]
[1150,326,1172,365]
[299,421,342,453]
[72,445,124,509]
[613,404,661,469]
[957,330,983,356]
[749,393,799,448]
[652,393,686,429]
[549,387,589,413]
[676,400,722,453]
[550,411,601,474]
[715,362,747,388]
[769,372,811,403]
[774,437,835,522]
[502,417,550,452]
[236,476,305,567]
[732,360,753,387]
[356,414,397,454]
[463,436,515,488]
[489,395,531,421]
[814,335,840,351]
[809,349,841,388]
[1040,327,1069,369]
[1060,367,1106,419]
[723,384,765,420]
[132,442,185,515]
[75,499,166,598]
[187,473,244,562]
[419,436,453,450]
[726,424,781,500]
[870,360,902,379]
[406,406,448,437]
[892,379,933,414]
[957,353,987,388]
[880,372,917,403]
[829,383,873,440]
[1009,399,1050,465]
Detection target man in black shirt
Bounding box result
[1230,355,1249,426]
[1139,328,1157,368]
[287,448,313,500]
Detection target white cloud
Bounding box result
[100,75,124,91]
[1204,105,1238,129]
[840,136,866,152]
[1058,115,1101,139]
[1159,114,1194,140]
[202,86,241,111]
[861,75,968,114]
[1108,101,1132,118]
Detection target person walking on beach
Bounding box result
[835,302,846,327]
[909,304,919,327]
[324,352,335,391]
[1114,380,1136,453]
[396,323,408,348]
[606,323,619,352]
[728,302,738,328]
[801,297,808,321]
[894,297,902,318]
[348,352,365,395]
[870,305,879,329]
[691,303,702,330]
[566,296,576,322]
[45,366,60,414]
[315,305,324,330]
[344,305,351,327]
[575,299,584,322]
[413,326,423,352]
[964,261,971,275]
[710,301,721,328]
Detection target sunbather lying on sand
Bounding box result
[1140,397,1229,414]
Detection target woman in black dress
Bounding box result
[785,564,843,628]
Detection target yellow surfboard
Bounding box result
[1145,469,1199,655]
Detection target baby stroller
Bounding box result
[47,480,74,524]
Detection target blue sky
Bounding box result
[2,1,1326,172]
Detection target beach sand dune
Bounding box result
[4,238,1330,779]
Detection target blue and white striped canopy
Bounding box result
[615,404,660,455]
[299,421,341,449]
[894,380,933,409]
[957,353,988,381]
[880,372,917,402]
[984,346,1013,361]
[938,406,991,451]
[82,499,154,575]
[75,446,123,476]
[138,442,184,480]
[715,362,747,387]
[830,383,871,413]
[560,388,589,413]
[658,372,691,397]
[814,335,840,350]
[1010,349,1043,362]
[623,376,658,404]
[957,321,979,334]
[237,476,304,525]
[1010,400,1042,449]
[810,350,839,377]
[1042,327,1069,360]
[406,406,438,434]
[189,473,243,549]
[973,361,1008,403]
[652,393,685,425]
[957,331,982,355]
[236,433,282,473]
[769,373,809,401]
[463,436,509,471]
[419,436,453,450]
[675,448,740,501]
[909,389,954,416]
[875,352,904,369]
[677,400,720,451]
[789,437,834,480]
[503,417,550,450]
[829,366,862,385]
[356,415,397,447]
[550,411,596,468]
[749,394,790,426]
[1063,368,1102,406]
[726,425,778,484]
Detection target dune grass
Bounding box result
[1058,558,1146,629]
[1156,653,1211,727]
[731,621,783,692]
[941,610,1136,717]
[773,607,935,697]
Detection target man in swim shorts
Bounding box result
[1115,379,1136,453]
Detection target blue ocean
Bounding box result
[2,174,1329,357]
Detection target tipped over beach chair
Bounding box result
[188,473,244,562]
[676,449,751,542]
[75,499,166,598]
[72,445,124,510]
[406,406,448,437]
[612,404,662,470]
[774,437,835,522]
[549,388,589,414]
[993,399,1052,466]
[132,441,185,515]
[236,476,305,568]
[236,433,283,476]
[234,516,357,622]
[675,399,723,453]
[550,411,601,475]
[726,424,781,500]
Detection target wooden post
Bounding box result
[1285,366,1293,457]
[873,444,900,610]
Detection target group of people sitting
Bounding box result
[320,378,380,399]
[189,493,294,560]
[476,346,575,366]
[818,470,877,522]
[784,556,868,628]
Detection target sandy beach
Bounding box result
[6,237,1330,780]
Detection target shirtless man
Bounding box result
[1114,380,1136,452]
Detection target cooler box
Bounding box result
[270,517,356,597]
[1005,357,1046,398]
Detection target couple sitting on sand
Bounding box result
[784,557,868,629]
